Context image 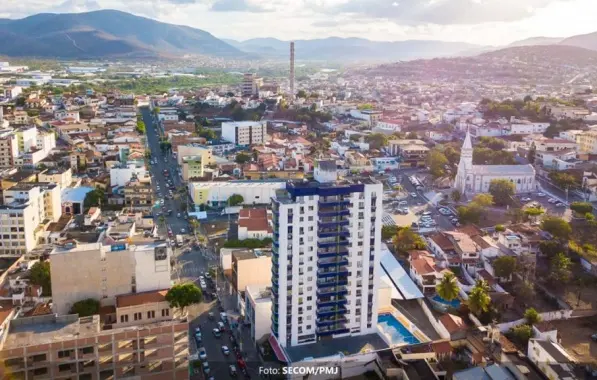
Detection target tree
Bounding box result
[296,90,307,98]
[540,216,571,240]
[451,190,461,203]
[524,307,541,326]
[527,143,536,164]
[392,227,426,253]
[488,179,515,206]
[235,153,251,164]
[457,204,484,224]
[136,120,146,134]
[493,256,516,279]
[382,225,398,240]
[84,188,105,208]
[427,149,449,178]
[189,218,200,232]
[570,202,593,215]
[153,107,160,115]
[494,224,506,232]
[471,193,494,208]
[539,241,563,258]
[158,215,166,227]
[549,171,579,190]
[70,298,100,317]
[365,133,389,150]
[29,261,51,296]
[436,272,460,302]
[468,281,491,315]
[165,283,202,312]
[549,252,571,284]
[507,207,526,223]
[515,279,536,303]
[524,207,544,221]
[227,194,244,206]
[509,324,533,346]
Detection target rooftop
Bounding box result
[116,289,169,308]
[284,333,388,363]
[232,249,272,260]
[470,164,535,176]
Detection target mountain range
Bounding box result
[3,9,597,62]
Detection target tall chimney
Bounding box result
[290,41,295,101]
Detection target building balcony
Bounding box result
[317,278,348,287]
[318,199,351,207]
[317,266,349,278]
[317,239,349,249]
[316,317,348,326]
[318,230,350,239]
[318,210,350,218]
[317,258,349,268]
[316,298,348,308]
[316,285,348,296]
[316,325,349,336]
[317,248,349,259]
[319,219,350,229]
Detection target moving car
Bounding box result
[410,192,417,198]
[222,345,230,355]
[521,197,532,202]
[536,192,546,197]
[229,365,237,376]
[218,321,226,332]
[212,328,221,337]
[555,202,565,207]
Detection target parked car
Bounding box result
[199,347,207,360]
[212,328,221,337]
[410,192,418,198]
[222,345,230,355]
[521,197,532,202]
[536,192,546,197]
[556,202,566,207]
[229,365,238,376]
[203,362,210,374]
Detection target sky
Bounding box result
[1,0,597,45]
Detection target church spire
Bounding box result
[463,127,473,151]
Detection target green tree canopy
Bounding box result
[296,90,307,98]
[235,153,251,164]
[136,120,146,134]
[84,188,105,208]
[392,227,426,253]
[436,272,460,302]
[494,224,506,232]
[509,324,533,346]
[524,307,541,325]
[223,238,273,249]
[540,216,571,240]
[548,171,579,189]
[524,207,545,217]
[488,179,515,206]
[570,202,593,215]
[457,204,484,225]
[539,241,563,258]
[549,252,571,284]
[471,193,494,208]
[365,133,389,150]
[227,194,244,206]
[451,190,462,202]
[70,298,100,317]
[427,148,449,178]
[468,282,491,316]
[382,225,399,240]
[493,256,516,278]
[29,261,51,296]
[165,283,203,312]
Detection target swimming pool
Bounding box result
[431,295,461,309]
[378,313,420,346]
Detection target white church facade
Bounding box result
[455,130,536,195]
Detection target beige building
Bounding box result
[0,313,189,380]
[39,168,73,191]
[114,289,173,328]
[221,121,267,146]
[50,241,172,315]
[577,131,597,154]
[123,178,153,211]
[0,129,18,168]
[231,249,272,294]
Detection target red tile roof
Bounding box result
[116,289,169,308]
[439,313,466,334]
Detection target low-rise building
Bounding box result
[528,338,576,379]
[188,180,286,207]
[245,285,273,343]
[238,208,272,240]
[230,249,272,295]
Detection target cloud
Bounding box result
[335,0,570,24]
[210,0,269,12]
[167,0,197,3]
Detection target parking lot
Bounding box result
[383,172,457,232]
[518,191,573,221]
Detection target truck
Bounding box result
[221,206,242,216]
[175,235,183,247]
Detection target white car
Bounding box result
[547,198,556,203]
[398,201,408,206]
[199,347,207,360]
[555,202,565,207]
[521,197,531,202]
[410,192,418,198]
[536,192,546,197]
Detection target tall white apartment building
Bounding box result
[0,182,61,256]
[0,129,18,167]
[270,161,383,348]
[221,121,267,146]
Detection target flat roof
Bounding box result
[61,186,94,203]
[284,333,388,363]
[3,315,101,348]
[380,245,424,300]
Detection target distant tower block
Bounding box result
[290,41,295,100]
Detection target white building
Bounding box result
[270,160,383,348]
[50,240,172,315]
[188,181,285,206]
[0,182,61,256]
[455,130,536,195]
[505,119,550,135]
[110,163,148,187]
[245,285,273,342]
[349,109,382,125]
[238,208,272,240]
[527,338,576,379]
[221,121,267,146]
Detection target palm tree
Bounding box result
[158,215,166,227]
[436,272,460,302]
[474,279,491,293]
[468,286,491,316]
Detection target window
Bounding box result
[162,308,170,317]
[120,314,129,323]
[134,312,142,321]
[147,310,155,319]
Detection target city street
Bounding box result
[141,107,261,379]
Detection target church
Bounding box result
[454,130,536,195]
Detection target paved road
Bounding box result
[141,107,261,379]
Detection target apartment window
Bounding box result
[120,314,129,323]
[147,310,156,319]
[308,216,313,221]
[162,308,170,317]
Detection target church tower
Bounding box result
[455,128,473,194]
